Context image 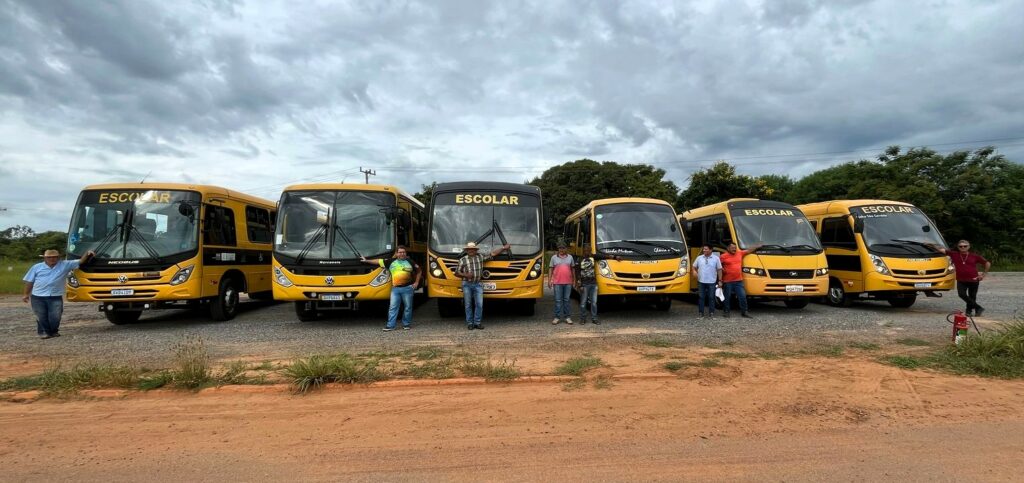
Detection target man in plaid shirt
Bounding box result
[456,241,511,330]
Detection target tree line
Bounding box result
[0,226,68,261]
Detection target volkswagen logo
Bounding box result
[482,270,491,279]
[918,269,927,275]
[641,273,651,280]
[789,271,798,277]
[324,276,335,286]
[117,275,128,284]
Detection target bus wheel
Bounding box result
[887,294,917,308]
[438,298,462,318]
[105,310,142,325]
[784,298,809,309]
[826,280,852,307]
[210,277,240,321]
[654,297,672,311]
[294,301,319,321]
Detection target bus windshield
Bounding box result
[595,203,684,257]
[276,191,396,261]
[68,190,201,259]
[430,193,541,257]
[852,204,946,256]
[730,208,821,253]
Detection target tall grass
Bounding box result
[172,335,212,389]
[281,354,386,393]
[883,318,1024,378]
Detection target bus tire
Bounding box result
[826,279,852,307]
[654,297,672,311]
[438,298,462,318]
[294,301,318,321]
[784,298,809,309]
[105,310,142,325]
[210,277,240,321]
[887,294,917,308]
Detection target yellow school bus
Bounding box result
[427,182,544,317]
[564,198,689,310]
[797,200,955,308]
[66,183,276,324]
[680,199,828,308]
[272,184,426,321]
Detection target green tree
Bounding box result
[413,182,436,206]
[528,159,680,248]
[677,162,778,211]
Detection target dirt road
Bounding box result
[3,355,1023,481]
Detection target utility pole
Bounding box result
[359,167,376,184]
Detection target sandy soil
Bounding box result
[2,351,1023,482]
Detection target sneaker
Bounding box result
[566,317,574,325]
[592,319,600,325]
[552,318,559,325]
[50,333,60,338]
[579,317,587,325]
[709,312,715,319]
[741,312,752,319]
[975,307,985,317]
[402,326,411,330]
[467,325,475,330]
[382,327,395,332]
[474,324,485,330]
[965,309,974,316]
[698,312,705,318]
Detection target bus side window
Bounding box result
[708,215,732,249]
[821,217,856,249]
[581,216,590,246]
[204,205,237,247]
[411,207,426,243]
[808,220,818,232]
[245,206,273,244]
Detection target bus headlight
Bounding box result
[273,266,293,287]
[815,267,829,276]
[369,269,391,287]
[429,256,446,279]
[66,272,79,288]
[677,257,689,277]
[599,260,614,278]
[169,265,195,286]
[527,261,542,279]
[742,267,767,276]
[869,254,890,275]
[947,260,955,274]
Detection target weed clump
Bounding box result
[282,354,386,393]
[554,356,604,376]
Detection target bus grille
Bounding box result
[768,269,814,279]
[84,275,163,284]
[616,271,676,281]
[891,269,947,278]
[440,259,531,281]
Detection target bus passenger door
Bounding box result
[820,217,862,294]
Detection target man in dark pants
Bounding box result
[455,241,511,330]
[718,242,762,318]
[930,240,991,316]
[691,245,722,318]
[22,249,95,339]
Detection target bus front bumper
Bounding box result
[272,283,393,302]
[429,280,542,299]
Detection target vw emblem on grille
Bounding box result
[118,275,128,284]
[918,269,927,275]
[789,271,798,277]
[482,270,491,279]
[641,273,651,280]
[324,276,335,286]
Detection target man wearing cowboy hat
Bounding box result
[22,248,95,339]
[455,241,510,329]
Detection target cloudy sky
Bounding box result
[2,0,1023,232]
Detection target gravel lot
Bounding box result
[2,274,1021,367]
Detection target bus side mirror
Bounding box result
[178,201,194,218]
[670,223,677,232]
[922,225,931,233]
[853,218,864,234]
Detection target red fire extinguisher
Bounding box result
[946,310,979,344]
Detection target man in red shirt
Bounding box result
[931,240,991,316]
[718,242,762,318]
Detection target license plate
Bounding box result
[637,286,656,292]
[914,282,932,288]
[321,294,344,301]
[482,282,497,291]
[785,285,804,293]
[110,289,134,296]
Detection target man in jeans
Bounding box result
[575,243,620,325]
[548,242,574,324]
[455,241,511,330]
[718,242,762,318]
[691,245,722,318]
[22,248,95,339]
[361,246,421,331]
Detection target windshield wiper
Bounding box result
[623,240,680,254]
[90,219,128,260]
[492,221,513,259]
[870,243,917,253]
[123,223,164,263]
[295,224,328,264]
[784,244,821,252]
[891,239,942,253]
[758,244,790,253]
[332,224,363,259]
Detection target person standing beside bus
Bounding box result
[548,242,574,325]
[575,243,620,325]
[455,241,511,330]
[718,242,762,318]
[691,245,722,318]
[22,249,95,339]
[929,240,991,316]
[361,246,421,331]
